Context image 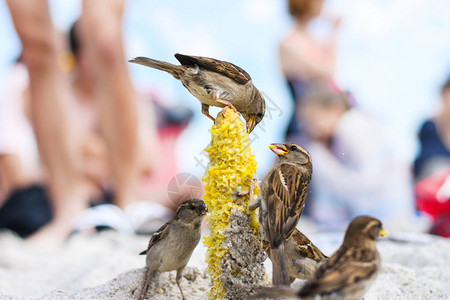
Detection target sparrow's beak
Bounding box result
[201,208,208,215]
[246,117,256,133]
[269,143,288,156]
[379,229,388,237]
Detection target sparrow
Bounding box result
[129,54,266,133]
[250,216,387,300]
[264,228,328,283]
[252,143,313,286]
[137,199,207,300]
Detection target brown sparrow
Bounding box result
[129,54,266,133]
[250,216,387,299]
[265,228,327,283]
[137,199,207,300]
[253,143,313,286]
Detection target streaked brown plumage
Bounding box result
[258,143,313,286]
[137,199,207,300]
[129,54,265,133]
[265,228,328,283]
[250,216,387,300]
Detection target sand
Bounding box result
[0,229,449,299]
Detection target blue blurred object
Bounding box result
[414,120,450,179]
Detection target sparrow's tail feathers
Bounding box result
[137,268,154,300]
[129,57,182,79]
[248,286,299,299]
[271,243,290,286]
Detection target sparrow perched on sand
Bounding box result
[129,54,266,133]
[251,216,387,300]
[137,199,207,300]
[251,143,313,286]
[265,228,327,283]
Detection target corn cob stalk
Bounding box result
[203,108,265,299]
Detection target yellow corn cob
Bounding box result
[203,108,264,299]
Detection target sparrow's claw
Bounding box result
[208,90,237,116]
[219,103,237,117]
[248,178,257,201]
[201,103,216,122]
[236,179,257,200]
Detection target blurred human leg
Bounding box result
[80,0,140,209]
[6,0,88,242]
[0,155,29,207]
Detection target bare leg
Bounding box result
[0,155,30,207]
[176,266,186,300]
[138,268,153,300]
[6,0,88,243]
[80,0,140,209]
[201,103,215,122]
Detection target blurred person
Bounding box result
[5,0,89,243]
[0,57,36,203]
[0,57,49,238]
[296,83,417,230]
[414,76,450,181]
[2,0,163,243]
[279,0,340,139]
[414,75,450,237]
[69,20,196,217]
[78,0,146,211]
[68,21,153,204]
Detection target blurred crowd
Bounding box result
[0,0,449,243]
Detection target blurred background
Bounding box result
[0,0,449,240]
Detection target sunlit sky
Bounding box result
[0,0,449,177]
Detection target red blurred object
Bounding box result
[415,169,450,237]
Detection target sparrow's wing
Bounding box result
[266,164,310,246]
[139,221,171,255]
[291,229,328,261]
[174,53,251,85]
[299,246,378,297]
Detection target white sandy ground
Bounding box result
[0,229,449,300]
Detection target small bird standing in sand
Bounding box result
[137,199,207,300]
[129,54,266,133]
[251,143,313,286]
[265,228,327,283]
[251,216,387,299]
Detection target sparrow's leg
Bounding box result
[176,266,186,300]
[237,179,259,209]
[271,243,290,286]
[248,199,261,211]
[291,258,317,281]
[201,103,216,122]
[209,90,237,116]
[138,268,153,300]
[262,241,270,251]
[237,179,257,196]
[248,178,256,202]
[217,99,237,117]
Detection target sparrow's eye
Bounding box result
[291,145,298,151]
[257,112,263,118]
